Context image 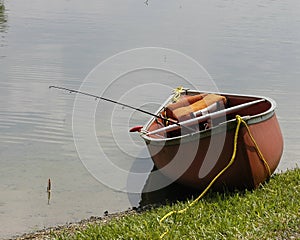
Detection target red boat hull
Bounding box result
[141,92,283,190]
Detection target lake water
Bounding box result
[0,0,300,238]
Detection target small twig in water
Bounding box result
[47,178,51,205]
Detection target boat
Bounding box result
[132,89,283,190]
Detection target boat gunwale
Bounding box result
[140,91,277,146]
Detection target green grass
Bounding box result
[55,168,300,240]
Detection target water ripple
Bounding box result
[0,111,73,145]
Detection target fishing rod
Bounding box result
[49,85,181,126]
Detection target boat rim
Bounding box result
[140,91,277,146]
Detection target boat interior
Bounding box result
[145,91,273,139]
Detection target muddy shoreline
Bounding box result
[10,209,138,240]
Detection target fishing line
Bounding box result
[49,85,182,127]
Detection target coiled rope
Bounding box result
[159,115,271,238]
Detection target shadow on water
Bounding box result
[126,150,203,210]
[138,166,203,209]
[128,156,247,210]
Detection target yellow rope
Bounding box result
[241,119,271,176]
[159,115,271,238]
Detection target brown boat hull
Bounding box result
[142,93,283,190]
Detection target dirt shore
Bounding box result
[10,210,137,240]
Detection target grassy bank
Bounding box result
[51,168,300,240]
[17,168,299,239]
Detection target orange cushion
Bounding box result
[168,94,226,121]
[165,94,207,118]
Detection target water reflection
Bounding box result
[0,2,7,30]
[0,1,7,57]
